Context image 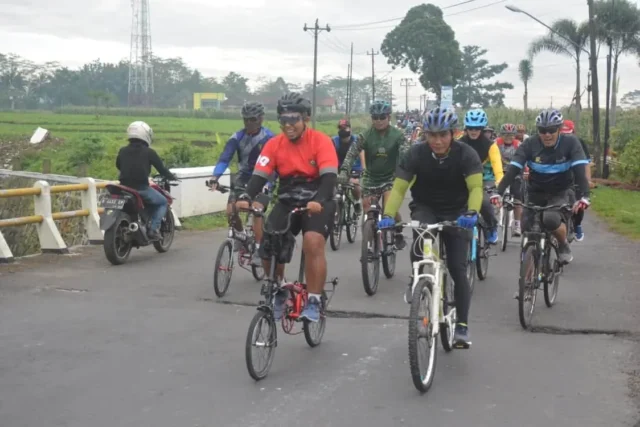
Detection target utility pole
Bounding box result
[400,78,416,112]
[587,0,602,176]
[348,42,353,117]
[367,49,379,101]
[304,19,330,129]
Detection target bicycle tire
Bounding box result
[476,225,489,280]
[345,201,358,243]
[501,208,510,252]
[361,219,380,296]
[251,264,265,281]
[518,244,538,329]
[245,310,277,381]
[543,242,561,307]
[408,279,437,393]
[467,238,476,295]
[382,230,396,278]
[303,291,328,347]
[440,269,456,352]
[330,201,343,251]
[213,239,234,297]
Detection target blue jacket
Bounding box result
[213,127,274,179]
[332,135,362,172]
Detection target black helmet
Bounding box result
[369,100,392,115]
[277,92,312,116]
[241,101,264,119]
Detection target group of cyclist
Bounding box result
[117,92,592,349]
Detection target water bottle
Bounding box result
[471,226,478,261]
[423,238,433,259]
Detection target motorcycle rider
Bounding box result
[116,121,177,240]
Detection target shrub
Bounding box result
[617,137,640,186]
[66,134,107,169]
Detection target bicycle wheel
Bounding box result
[466,238,476,295]
[518,244,539,329]
[245,310,277,381]
[408,279,437,393]
[361,219,380,296]
[213,239,234,297]
[330,201,343,251]
[251,263,265,281]
[543,242,561,307]
[303,291,328,347]
[501,208,510,252]
[476,226,489,280]
[345,201,358,243]
[382,230,396,279]
[440,269,457,352]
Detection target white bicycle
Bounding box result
[393,220,462,394]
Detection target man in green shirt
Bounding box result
[339,100,409,248]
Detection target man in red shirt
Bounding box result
[237,92,338,323]
[495,123,523,235]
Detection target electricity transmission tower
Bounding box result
[128,0,154,106]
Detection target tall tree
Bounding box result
[454,45,513,108]
[221,71,250,100]
[380,3,463,102]
[518,59,534,112]
[528,19,590,126]
[595,0,640,126]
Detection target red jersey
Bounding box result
[495,137,521,148]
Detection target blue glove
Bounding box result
[456,212,478,229]
[378,216,396,229]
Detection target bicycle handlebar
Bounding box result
[380,220,459,232]
[504,199,572,213]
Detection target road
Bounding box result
[1,202,639,427]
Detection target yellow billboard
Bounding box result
[193,92,225,110]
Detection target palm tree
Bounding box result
[528,19,590,126]
[518,59,533,113]
[595,0,640,126]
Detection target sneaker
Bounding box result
[147,229,161,241]
[272,290,288,321]
[300,296,321,322]
[251,249,263,266]
[575,225,584,242]
[487,228,499,244]
[353,202,362,215]
[453,323,471,349]
[558,243,574,265]
[394,232,407,250]
[512,221,522,237]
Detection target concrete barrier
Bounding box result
[170,166,230,218]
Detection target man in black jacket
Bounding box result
[116,121,177,240]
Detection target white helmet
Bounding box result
[127,121,153,146]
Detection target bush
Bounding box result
[617,137,640,186]
[66,134,107,169]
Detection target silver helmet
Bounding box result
[126,121,153,146]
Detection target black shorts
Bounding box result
[524,190,571,232]
[227,174,270,208]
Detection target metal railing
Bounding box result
[0,178,110,263]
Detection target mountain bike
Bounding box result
[360,186,398,296]
[245,207,339,381]
[330,172,361,251]
[387,220,461,393]
[505,200,571,329]
[498,186,513,252]
[206,181,266,297]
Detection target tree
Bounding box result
[518,59,534,112]
[528,19,589,126]
[454,45,513,108]
[380,3,462,102]
[595,0,640,126]
[254,76,292,99]
[620,89,640,108]
[221,72,250,99]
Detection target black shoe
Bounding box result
[394,232,406,250]
[147,229,161,241]
[453,323,471,349]
[558,243,573,265]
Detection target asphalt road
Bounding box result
[1,202,639,427]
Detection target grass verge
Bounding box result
[180,212,228,231]
[591,186,640,240]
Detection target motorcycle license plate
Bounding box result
[101,197,126,210]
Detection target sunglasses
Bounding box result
[371,114,388,121]
[537,126,560,135]
[466,127,484,131]
[243,117,259,123]
[278,115,302,126]
[426,131,450,138]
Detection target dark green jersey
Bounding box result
[340,126,408,187]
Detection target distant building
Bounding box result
[193,93,225,110]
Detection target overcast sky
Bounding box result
[1,0,639,109]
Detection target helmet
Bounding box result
[535,109,564,128]
[423,107,458,132]
[127,121,153,146]
[516,124,526,133]
[369,100,392,115]
[464,109,488,128]
[338,119,351,129]
[560,119,575,134]
[277,92,311,116]
[500,123,517,134]
[241,101,265,119]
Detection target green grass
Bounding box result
[591,187,640,240]
[180,212,228,230]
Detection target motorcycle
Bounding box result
[99,175,179,265]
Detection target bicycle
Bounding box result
[206,181,266,298]
[387,220,461,393]
[330,171,361,251]
[498,186,513,252]
[474,185,500,282]
[505,200,572,329]
[245,207,339,381]
[360,186,398,296]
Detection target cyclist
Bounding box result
[560,119,593,241]
[339,100,409,248]
[116,121,177,241]
[483,126,496,141]
[516,124,530,142]
[496,123,524,236]
[208,101,274,266]
[496,109,591,265]
[333,119,363,213]
[237,92,337,323]
[379,107,483,348]
[458,109,503,244]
